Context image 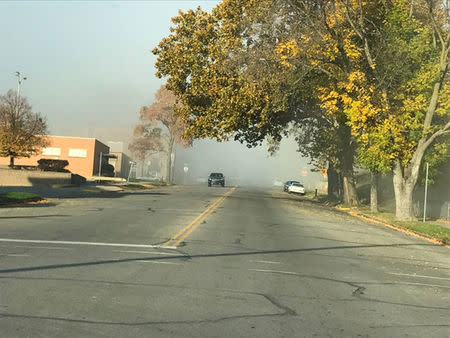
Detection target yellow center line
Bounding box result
[164,187,236,247]
[164,195,223,246]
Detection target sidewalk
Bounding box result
[345,209,450,247]
[276,190,450,247]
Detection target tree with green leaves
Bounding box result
[153,3,295,147]
[153,0,449,218]
[153,0,361,204]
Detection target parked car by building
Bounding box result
[288,182,306,195]
[283,180,300,192]
[208,172,225,187]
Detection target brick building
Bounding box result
[0,136,109,178]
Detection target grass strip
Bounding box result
[361,211,450,244]
[0,192,42,205]
[301,193,449,245]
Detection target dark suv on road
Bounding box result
[208,173,225,187]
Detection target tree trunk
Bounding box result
[342,174,358,206]
[166,137,174,183]
[327,162,339,199]
[370,172,379,212]
[171,148,176,183]
[393,162,417,221]
[341,148,358,206]
[9,156,14,167]
[337,124,358,206]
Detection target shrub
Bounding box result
[37,159,69,172]
[101,163,115,177]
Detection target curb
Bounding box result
[281,193,449,248]
[0,198,48,208]
[347,211,450,248]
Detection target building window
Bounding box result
[68,148,87,158]
[42,147,61,156]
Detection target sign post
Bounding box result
[423,162,429,222]
[183,164,189,185]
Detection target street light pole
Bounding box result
[98,152,103,177]
[15,71,27,100]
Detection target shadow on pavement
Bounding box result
[0,242,435,274]
[0,186,170,202]
[0,214,71,219]
[0,202,58,209]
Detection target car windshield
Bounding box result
[292,183,301,186]
[210,173,223,178]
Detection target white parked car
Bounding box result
[288,182,305,195]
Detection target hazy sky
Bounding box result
[0,0,219,136]
[0,0,320,185]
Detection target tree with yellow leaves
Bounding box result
[153,0,449,219]
[335,0,449,220]
[154,0,362,205]
[279,0,449,218]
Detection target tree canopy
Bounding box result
[0,90,48,166]
[153,0,449,219]
[129,85,192,182]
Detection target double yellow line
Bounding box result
[164,186,236,247]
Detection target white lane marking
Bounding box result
[251,260,281,265]
[396,281,450,289]
[0,245,72,250]
[139,261,182,265]
[249,270,450,289]
[15,245,72,250]
[0,238,176,250]
[6,254,30,257]
[114,250,179,256]
[249,268,298,276]
[388,272,450,281]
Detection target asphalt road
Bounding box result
[0,185,449,337]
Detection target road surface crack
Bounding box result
[0,292,296,326]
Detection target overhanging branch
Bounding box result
[422,121,450,150]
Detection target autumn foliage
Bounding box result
[0,90,48,166]
[154,0,449,220]
[129,85,192,182]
